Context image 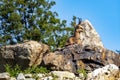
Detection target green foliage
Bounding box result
[77,69,87,78]
[24,66,50,74]
[0,0,74,50]
[5,64,50,77]
[5,64,21,77]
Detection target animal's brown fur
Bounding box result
[77,60,85,69]
[66,24,84,45]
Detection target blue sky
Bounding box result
[51,0,120,51]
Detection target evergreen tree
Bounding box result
[0,0,74,50]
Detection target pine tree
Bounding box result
[0,0,74,50]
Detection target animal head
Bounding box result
[78,17,82,25]
[74,17,83,33]
[75,24,84,33]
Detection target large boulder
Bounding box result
[87,64,120,80]
[0,40,49,72]
[51,71,76,79]
[0,72,10,80]
[43,52,76,73]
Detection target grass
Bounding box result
[4,64,50,77]
[4,64,21,77]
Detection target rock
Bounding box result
[80,20,104,49]
[43,52,76,73]
[16,73,25,80]
[0,72,10,80]
[25,78,35,80]
[24,74,32,78]
[87,64,120,80]
[44,44,119,73]
[105,50,120,67]
[51,71,75,79]
[43,20,120,73]
[10,77,16,80]
[0,20,119,80]
[41,76,53,80]
[37,73,45,78]
[0,40,49,72]
[74,77,82,80]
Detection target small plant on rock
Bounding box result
[5,64,50,77]
[5,64,21,77]
[51,73,58,80]
[24,66,50,74]
[77,69,87,78]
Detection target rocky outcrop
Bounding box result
[43,52,76,73]
[80,20,104,49]
[87,64,120,80]
[43,44,120,73]
[104,49,120,66]
[43,20,120,73]
[0,41,49,72]
[0,20,119,80]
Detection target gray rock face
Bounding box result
[87,64,120,80]
[43,44,102,73]
[0,72,10,80]
[0,41,49,72]
[51,71,76,79]
[80,20,104,49]
[43,52,76,73]
[105,50,120,66]
[17,73,25,80]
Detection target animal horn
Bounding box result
[77,17,82,24]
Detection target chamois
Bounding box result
[66,18,83,45]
